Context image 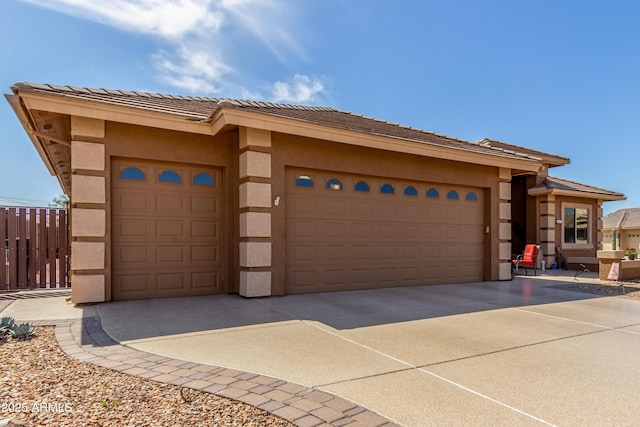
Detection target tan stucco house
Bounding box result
[5,82,625,303]
[602,208,640,252]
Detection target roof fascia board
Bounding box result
[5,94,57,177]
[18,92,216,136]
[528,187,625,201]
[220,109,541,172]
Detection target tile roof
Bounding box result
[603,208,640,230]
[532,176,625,198]
[11,82,563,164]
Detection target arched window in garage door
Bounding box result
[404,186,417,196]
[380,183,395,194]
[426,188,439,198]
[159,170,181,183]
[355,181,370,192]
[295,175,313,187]
[194,173,215,186]
[120,167,145,180]
[326,178,343,190]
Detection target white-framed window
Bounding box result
[562,202,592,249]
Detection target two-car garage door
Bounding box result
[285,169,485,294]
[111,159,224,300]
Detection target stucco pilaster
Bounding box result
[498,171,512,280]
[239,128,273,297]
[539,195,556,266]
[70,116,107,304]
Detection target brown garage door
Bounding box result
[111,159,224,300]
[285,168,485,294]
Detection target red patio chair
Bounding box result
[512,244,541,276]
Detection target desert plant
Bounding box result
[9,323,35,340]
[0,317,15,336]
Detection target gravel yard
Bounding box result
[0,326,294,426]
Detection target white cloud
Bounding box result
[22,0,222,39]
[271,75,325,104]
[20,0,327,100]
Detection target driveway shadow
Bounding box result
[97,273,604,342]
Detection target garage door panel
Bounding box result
[191,195,218,214]
[155,194,184,213]
[349,200,373,217]
[117,274,149,293]
[115,192,149,212]
[192,271,220,290]
[323,222,346,238]
[289,220,316,239]
[323,198,346,216]
[286,168,485,294]
[156,220,184,238]
[156,246,185,263]
[191,245,219,263]
[322,244,346,262]
[352,223,372,238]
[191,221,218,239]
[325,269,346,285]
[288,244,316,263]
[112,159,224,300]
[353,268,372,284]
[114,219,149,239]
[290,196,316,216]
[116,246,150,265]
[156,273,186,291]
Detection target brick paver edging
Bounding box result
[28,318,398,427]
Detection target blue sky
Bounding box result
[1,0,638,214]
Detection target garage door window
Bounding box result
[466,192,478,201]
[404,186,417,196]
[296,176,313,187]
[447,190,459,200]
[427,188,439,198]
[159,170,181,183]
[355,181,369,192]
[326,178,343,190]
[381,184,395,194]
[121,167,145,180]
[193,173,215,186]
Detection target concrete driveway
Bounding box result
[89,273,640,426]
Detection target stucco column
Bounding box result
[69,116,107,303]
[498,168,512,280]
[539,194,556,268]
[238,127,272,297]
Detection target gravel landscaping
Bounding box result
[0,326,294,426]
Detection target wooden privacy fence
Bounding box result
[1,207,70,291]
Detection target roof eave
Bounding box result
[15,89,217,136]
[528,187,626,201]
[218,107,543,172]
[5,93,59,179]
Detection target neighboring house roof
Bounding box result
[527,176,625,201]
[603,208,640,230]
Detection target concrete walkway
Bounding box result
[3,272,640,426]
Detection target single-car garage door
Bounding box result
[285,168,485,294]
[111,159,224,300]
